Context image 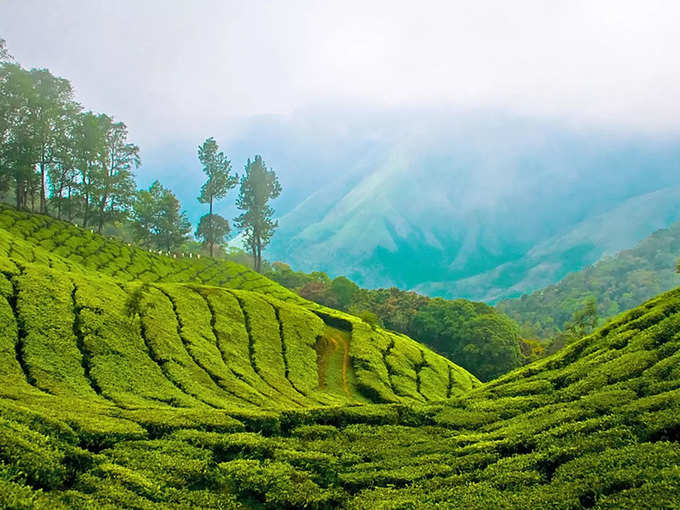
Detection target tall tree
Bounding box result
[234,155,282,272]
[93,117,139,232]
[197,137,237,256]
[25,68,76,214]
[0,63,36,209]
[132,180,191,251]
[195,214,231,254]
[72,111,107,227]
[47,112,79,220]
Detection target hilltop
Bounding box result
[498,218,680,338]
[0,206,679,507]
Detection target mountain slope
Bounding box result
[2,240,680,506]
[419,186,680,302]
[497,217,680,338]
[256,111,680,301]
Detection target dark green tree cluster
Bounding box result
[131,181,192,251]
[0,38,218,254]
[411,298,522,381]
[497,220,680,341]
[0,41,140,232]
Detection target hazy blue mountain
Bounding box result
[146,108,680,301]
[417,186,680,302]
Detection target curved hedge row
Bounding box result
[2,207,680,508]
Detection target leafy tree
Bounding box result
[565,296,598,339]
[330,276,360,309]
[0,63,38,209]
[93,117,139,232]
[71,111,108,227]
[25,68,76,214]
[197,137,237,256]
[132,180,191,251]
[234,155,282,272]
[405,298,522,381]
[195,213,231,252]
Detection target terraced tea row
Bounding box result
[0,261,472,413]
[0,205,301,304]
[0,205,477,407]
[2,281,680,507]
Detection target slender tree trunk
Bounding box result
[255,238,262,273]
[15,177,22,209]
[209,197,214,257]
[39,147,47,214]
[251,242,257,272]
[98,193,108,234]
[67,185,72,222]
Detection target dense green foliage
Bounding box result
[266,262,524,381]
[498,221,680,338]
[0,57,140,228]
[412,299,522,381]
[131,181,192,252]
[0,205,473,410]
[1,207,680,507]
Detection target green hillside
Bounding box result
[498,220,680,338]
[0,205,475,411]
[2,206,680,508]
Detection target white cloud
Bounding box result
[2,0,680,148]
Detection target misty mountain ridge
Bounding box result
[226,109,680,300]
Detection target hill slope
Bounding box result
[0,205,476,411]
[1,207,680,507]
[497,218,680,338]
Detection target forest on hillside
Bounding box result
[265,262,529,381]
[498,221,680,339]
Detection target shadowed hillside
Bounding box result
[0,206,680,507]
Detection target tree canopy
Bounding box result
[234,155,281,272]
[131,180,191,251]
[197,137,237,256]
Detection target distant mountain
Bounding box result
[418,186,680,302]
[251,109,680,300]
[497,217,680,338]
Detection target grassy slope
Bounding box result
[1,206,680,508]
[0,205,475,410]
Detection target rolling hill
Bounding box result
[1,205,680,508]
[0,205,475,411]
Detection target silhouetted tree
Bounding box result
[197,137,237,256]
[234,155,281,272]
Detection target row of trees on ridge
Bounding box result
[0,38,281,270]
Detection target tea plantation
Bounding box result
[1,205,680,508]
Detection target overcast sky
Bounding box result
[3,0,680,149]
